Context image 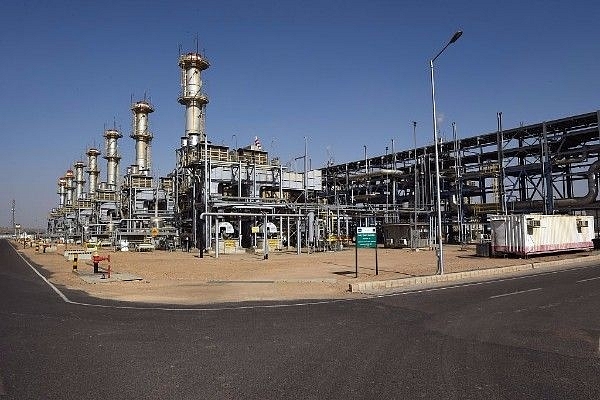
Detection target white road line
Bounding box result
[576,276,600,283]
[11,245,354,311]
[14,247,72,303]
[489,287,543,299]
[8,241,599,312]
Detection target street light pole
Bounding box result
[412,121,418,250]
[430,30,463,275]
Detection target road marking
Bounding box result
[576,276,600,283]
[14,248,71,303]
[489,287,542,299]
[373,264,599,298]
[9,241,599,312]
[11,245,355,311]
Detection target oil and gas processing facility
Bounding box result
[46,49,600,256]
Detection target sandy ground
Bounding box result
[13,241,599,305]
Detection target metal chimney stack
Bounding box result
[73,161,86,200]
[130,100,154,174]
[178,52,210,145]
[86,147,100,196]
[103,129,122,190]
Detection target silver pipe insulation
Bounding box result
[453,160,600,213]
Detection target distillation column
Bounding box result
[178,52,210,145]
[131,100,154,174]
[86,147,100,196]
[73,161,86,200]
[57,177,67,207]
[64,170,75,206]
[103,129,122,190]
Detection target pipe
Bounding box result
[200,211,304,220]
[550,159,600,208]
[463,159,600,213]
[346,169,404,181]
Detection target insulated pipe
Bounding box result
[459,160,600,213]
[344,169,404,182]
[199,212,305,256]
[200,212,304,220]
[547,159,600,208]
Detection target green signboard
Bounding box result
[356,227,377,248]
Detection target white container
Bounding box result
[490,214,594,256]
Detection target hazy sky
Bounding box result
[1,0,599,228]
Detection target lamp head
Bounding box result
[450,30,463,44]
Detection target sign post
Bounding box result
[355,226,378,277]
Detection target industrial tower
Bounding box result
[103,128,122,190]
[178,52,209,145]
[130,100,154,174]
[86,147,101,196]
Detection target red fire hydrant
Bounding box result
[92,253,111,275]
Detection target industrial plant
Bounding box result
[46,49,600,258]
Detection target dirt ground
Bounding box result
[14,241,598,305]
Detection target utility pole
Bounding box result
[391,138,396,219]
[430,30,463,275]
[11,199,16,238]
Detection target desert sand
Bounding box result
[13,241,597,305]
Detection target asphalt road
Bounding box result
[2,238,600,399]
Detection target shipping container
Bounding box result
[489,214,594,257]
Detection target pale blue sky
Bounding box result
[1,0,599,228]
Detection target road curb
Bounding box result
[349,254,600,293]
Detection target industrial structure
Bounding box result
[47,48,600,254]
[47,99,176,248]
[323,111,600,247]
